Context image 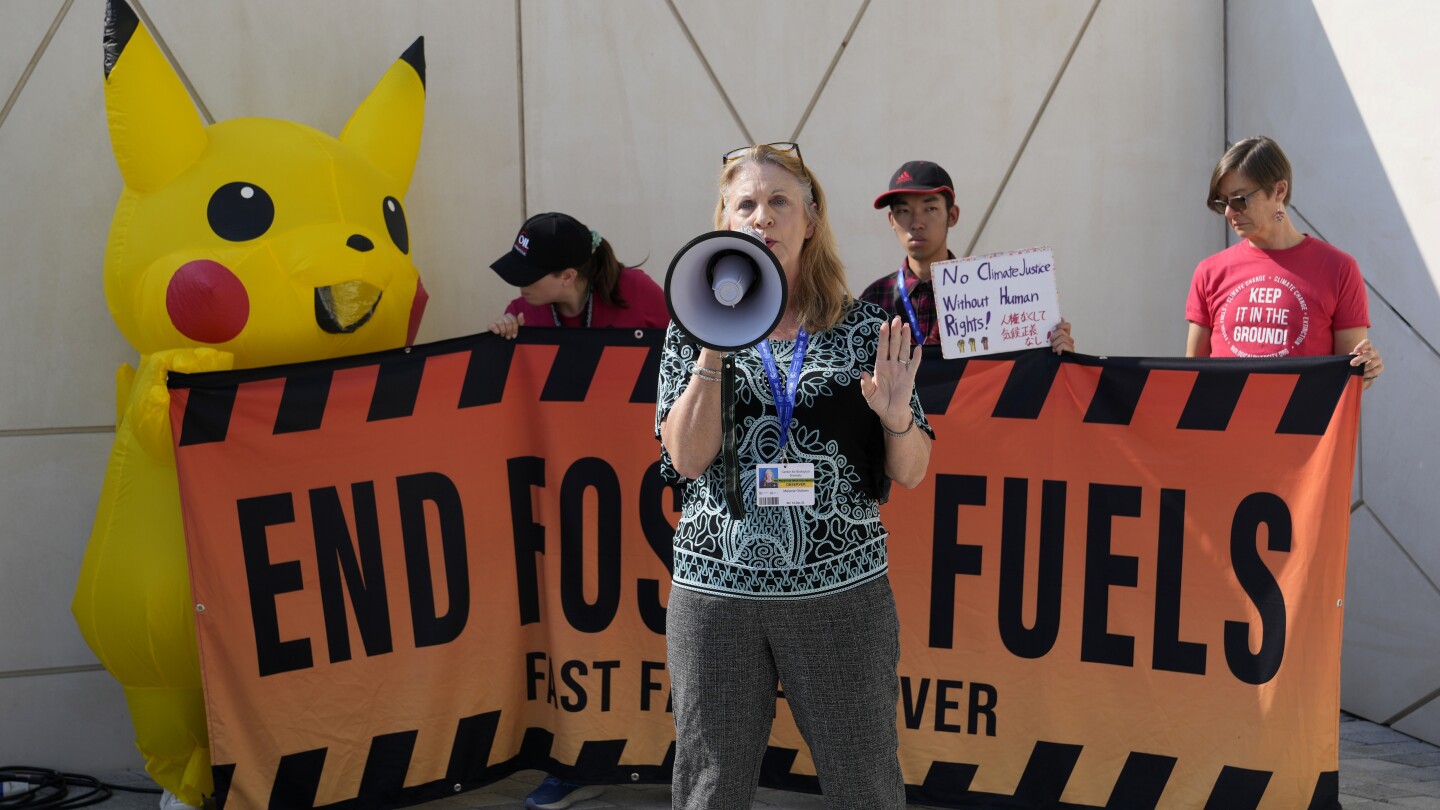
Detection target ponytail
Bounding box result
[577,238,634,308]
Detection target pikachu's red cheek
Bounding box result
[166,260,250,344]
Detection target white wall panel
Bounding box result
[972,0,1223,356]
[406,3,523,343]
[519,0,744,302]
[1340,506,1440,724]
[672,0,862,143]
[0,670,139,770]
[803,1,1096,298]
[1357,301,1439,586]
[0,0,131,430]
[1393,695,1440,757]
[1230,0,1440,353]
[0,433,113,674]
[142,0,428,130]
[0,1,65,104]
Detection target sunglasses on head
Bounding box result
[1208,187,1264,216]
[723,142,808,179]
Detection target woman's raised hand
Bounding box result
[860,316,921,434]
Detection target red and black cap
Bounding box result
[873,160,955,209]
[490,212,594,287]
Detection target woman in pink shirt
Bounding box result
[487,210,668,810]
[488,211,668,338]
[1185,136,1383,387]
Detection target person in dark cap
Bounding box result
[859,160,1073,353]
[488,211,666,810]
[488,211,668,339]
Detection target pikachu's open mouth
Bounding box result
[314,281,382,334]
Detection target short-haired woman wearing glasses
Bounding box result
[1185,136,1383,387]
[656,143,932,809]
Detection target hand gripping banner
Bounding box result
[168,329,1360,809]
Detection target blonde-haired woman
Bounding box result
[656,143,933,809]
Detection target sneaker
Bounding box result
[158,790,202,810]
[523,775,604,809]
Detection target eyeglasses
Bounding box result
[1208,188,1263,215]
[723,142,808,179]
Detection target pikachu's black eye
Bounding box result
[383,196,409,254]
[208,182,274,242]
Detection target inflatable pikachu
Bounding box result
[71,1,428,804]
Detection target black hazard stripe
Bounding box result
[1083,364,1151,425]
[1082,356,1356,434]
[913,348,1066,419]
[458,338,516,408]
[1175,356,1357,434]
[366,356,426,421]
[176,384,238,446]
[1010,740,1084,805]
[539,340,606,401]
[992,350,1064,420]
[1179,369,1250,431]
[459,329,661,406]
[1308,771,1340,810]
[1203,765,1272,809]
[759,746,821,795]
[1107,751,1178,807]
[630,342,664,404]
[1278,363,1356,436]
[212,728,1340,808]
[536,330,662,403]
[175,329,666,446]
[914,345,965,416]
[273,371,332,434]
[665,739,1328,809]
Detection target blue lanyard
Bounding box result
[755,327,809,455]
[896,264,925,345]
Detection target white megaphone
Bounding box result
[665,227,787,351]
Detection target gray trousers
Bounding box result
[666,576,906,810]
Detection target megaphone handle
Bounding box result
[720,355,746,520]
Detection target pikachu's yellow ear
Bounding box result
[103,0,206,192]
[341,38,426,194]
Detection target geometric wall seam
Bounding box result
[516,0,528,219]
[663,0,754,144]
[0,0,74,134]
[964,0,1102,257]
[1363,502,1440,601]
[788,0,872,143]
[0,663,106,680]
[1290,203,1433,359]
[1389,686,1440,730]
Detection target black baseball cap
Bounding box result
[490,211,594,287]
[873,160,955,209]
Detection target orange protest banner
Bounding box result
[169,330,1358,809]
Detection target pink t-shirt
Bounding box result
[1185,236,1369,358]
[504,266,670,329]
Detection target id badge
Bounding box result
[755,463,815,507]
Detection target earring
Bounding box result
[1273,209,1286,222]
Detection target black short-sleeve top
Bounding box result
[654,300,934,600]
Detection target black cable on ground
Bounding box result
[1,765,161,808]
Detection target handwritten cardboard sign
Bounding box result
[932,246,1061,359]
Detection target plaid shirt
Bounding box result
[857,258,948,345]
